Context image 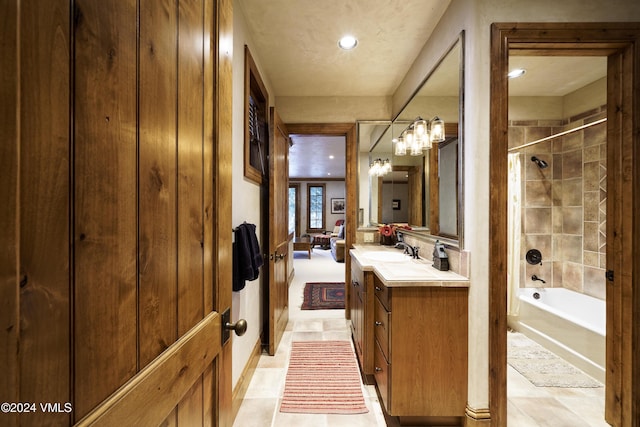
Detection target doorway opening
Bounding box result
[286,124,357,314]
[505,54,608,425]
[490,23,640,427]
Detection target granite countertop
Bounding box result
[350,244,469,288]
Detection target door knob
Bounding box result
[221,308,247,345]
[225,319,248,336]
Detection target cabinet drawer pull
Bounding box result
[352,280,360,287]
[375,286,382,291]
[375,367,382,372]
[375,321,383,326]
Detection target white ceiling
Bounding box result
[288,135,346,179]
[238,2,608,179]
[509,56,607,97]
[238,0,452,96]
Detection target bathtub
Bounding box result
[509,287,605,383]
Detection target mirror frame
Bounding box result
[356,120,392,228]
[382,31,465,248]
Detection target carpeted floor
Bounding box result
[280,340,368,414]
[507,332,603,388]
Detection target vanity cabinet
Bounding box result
[372,275,468,419]
[350,258,374,380]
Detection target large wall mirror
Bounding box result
[357,32,464,246]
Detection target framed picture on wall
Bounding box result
[331,198,345,214]
[392,199,401,210]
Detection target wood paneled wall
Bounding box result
[1,0,230,425]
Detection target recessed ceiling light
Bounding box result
[338,35,357,50]
[508,68,526,79]
[329,155,335,159]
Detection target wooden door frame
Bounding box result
[214,0,234,425]
[489,23,640,427]
[286,123,356,319]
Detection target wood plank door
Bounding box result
[1,0,234,426]
[266,108,290,355]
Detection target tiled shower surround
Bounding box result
[509,106,607,300]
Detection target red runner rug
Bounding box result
[280,341,368,414]
[301,282,345,310]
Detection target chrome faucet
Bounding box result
[396,242,419,259]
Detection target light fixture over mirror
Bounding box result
[394,116,446,156]
[369,158,391,176]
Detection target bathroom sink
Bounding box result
[363,251,411,263]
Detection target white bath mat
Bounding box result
[507,332,603,388]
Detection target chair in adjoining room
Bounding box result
[329,221,346,262]
[311,219,344,249]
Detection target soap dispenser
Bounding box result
[432,240,449,271]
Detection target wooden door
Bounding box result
[0,0,234,426]
[266,108,290,355]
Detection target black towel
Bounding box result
[233,223,264,291]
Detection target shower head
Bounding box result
[531,156,549,169]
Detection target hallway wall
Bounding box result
[231,1,274,388]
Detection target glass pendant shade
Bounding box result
[404,128,414,147]
[421,130,432,150]
[410,139,422,156]
[394,136,406,156]
[368,160,378,175]
[382,159,392,174]
[414,119,427,145]
[430,116,445,142]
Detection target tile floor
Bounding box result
[233,247,610,427]
[233,248,386,427]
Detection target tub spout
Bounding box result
[531,274,546,284]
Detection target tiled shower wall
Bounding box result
[509,106,607,300]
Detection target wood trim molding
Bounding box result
[490,22,640,427]
[289,177,346,182]
[465,405,491,425]
[231,338,262,422]
[284,123,356,319]
[76,312,221,427]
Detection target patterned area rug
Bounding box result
[280,341,368,414]
[507,332,603,388]
[301,282,345,310]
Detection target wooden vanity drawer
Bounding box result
[374,296,390,360]
[373,276,390,310]
[374,339,390,410]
